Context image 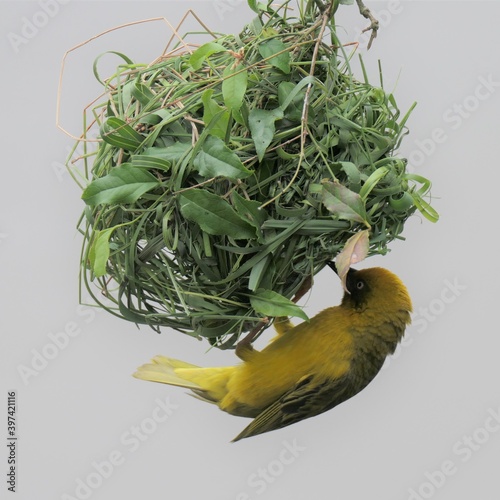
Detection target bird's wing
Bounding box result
[232,372,355,441]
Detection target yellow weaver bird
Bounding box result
[133,265,412,441]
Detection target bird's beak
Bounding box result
[327,261,358,294]
[328,261,358,275]
[327,261,338,274]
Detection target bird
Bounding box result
[133,265,412,441]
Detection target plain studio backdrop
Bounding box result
[1,1,499,499]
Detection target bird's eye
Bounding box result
[356,280,364,290]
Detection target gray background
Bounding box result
[1,1,499,499]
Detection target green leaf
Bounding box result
[330,114,362,133]
[322,181,369,226]
[82,164,160,206]
[411,193,440,223]
[178,189,256,240]
[232,105,246,126]
[144,143,191,162]
[189,42,227,70]
[248,15,263,35]
[100,117,144,151]
[88,228,114,278]
[389,192,414,212]
[131,81,155,106]
[131,154,171,171]
[334,161,361,191]
[250,289,308,321]
[193,136,252,181]
[92,51,134,87]
[222,63,248,111]
[258,39,291,74]
[117,80,135,111]
[278,82,303,121]
[248,108,284,161]
[202,89,230,139]
[248,255,271,291]
[246,0,271,12]
[247,0,268,13]
[231,191,267,229]
[277,76,315,113]
[359,167,389,200]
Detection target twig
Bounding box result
[355,0,379,50]
[292,275,313,304]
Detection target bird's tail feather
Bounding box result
[133,355,234,404]
[133,355,202,390]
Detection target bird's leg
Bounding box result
[271,276,312,339]
[235,319,268,360]
[235,343,254,361]
[236,276,313,359]
[355,0,379,49]
[273,317,294,337]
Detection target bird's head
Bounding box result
[328,263,413,316]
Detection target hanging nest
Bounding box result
[63,0,437,348]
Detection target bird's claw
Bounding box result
[235,342,255,361]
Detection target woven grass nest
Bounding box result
[64,0,438,348]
